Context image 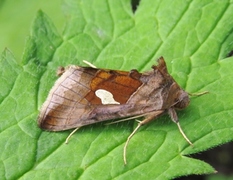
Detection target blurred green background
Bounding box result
[0,0,65,62]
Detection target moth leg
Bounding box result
[168,108,193,146]
[82,60,97,68]
[105,114,146,125]
[123,123,142,165]
[65,127,80,144]
[123,110,164,165]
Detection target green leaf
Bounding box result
[0,0,65,62]
[1,0,233,179]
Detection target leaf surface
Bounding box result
[1,0,233,179]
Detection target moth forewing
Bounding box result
[38,57,193,165]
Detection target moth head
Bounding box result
[166,82,190,110]
[174,90,190,110]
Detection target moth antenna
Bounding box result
[124,122,142,165]
[188,91,209,97]
[83,60,97,68]
[65,127,80,144]
[176,122,193,146]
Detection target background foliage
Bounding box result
[0,0,233,179]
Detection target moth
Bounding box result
[38,57,193,164]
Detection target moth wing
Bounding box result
[40,101,160,131]
[38,66,145,131]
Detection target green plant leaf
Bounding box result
[1,0,233,179]
[0,0,65,62]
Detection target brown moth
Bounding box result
[38,57,192,164]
